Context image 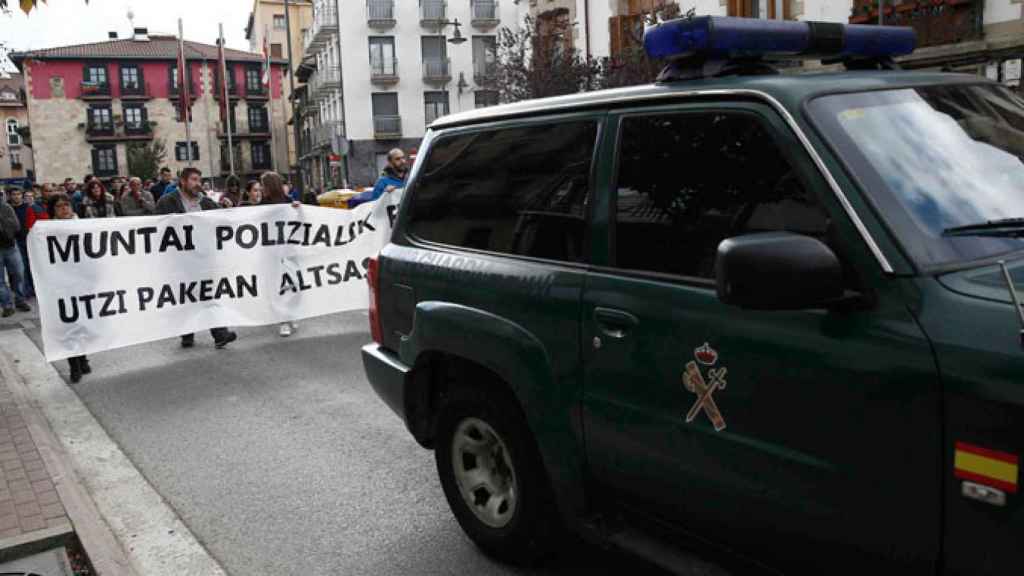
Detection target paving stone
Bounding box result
[30,479,52,494]
[0,527,21,539]
[0,514,19,531]
[35,490,59,506]
[2,460,22,472]
[17,514,44,532]
[26,468,48,482]
[11,490,35,505]
[15,501,40,518]
[7,480,30,493]
[39,502,64,520]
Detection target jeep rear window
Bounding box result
[809,84,1024,268]
[407,120,598,263]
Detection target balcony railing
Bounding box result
[312,4,339,46]
[79,81,111,99]
[848,0,983,48]
[367,0,396,28]
[314,65,342,99]
[421,0,447,25]
[246,83,268,99]
[317,120,345,148]
[425,106,448,125]
[124,122,152,136]
[423,58,451,82]
[168,80,201,99]
[86,123,153,141]
[120,82,152,99]
[370,58,399,83]
[86,122,114,136]
[473,59,497,84]
[471,0,499,27]
[373,115,402,139]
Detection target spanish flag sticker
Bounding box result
[954,442,1019,494]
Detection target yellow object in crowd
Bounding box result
[317,189,359,210]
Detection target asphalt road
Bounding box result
[28,312,725,576]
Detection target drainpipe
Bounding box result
[583,0,591,60]
[334,0,350,187]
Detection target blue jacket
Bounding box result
[348,168,405,208]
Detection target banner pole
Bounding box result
[219,23,236,177]
[179,19,194,168]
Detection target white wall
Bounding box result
[984,0,1022,26]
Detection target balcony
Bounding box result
[312,4,339,47]
[373,115,402,139]
[471,0,500,27]
[314,66,342,99]
[214,81,240,100]
[370,58,399,84]
[86,123,153,142]
[168,80,201,100]
[422,58,451,83]
[317,120,345,149]
[848,0,983,48]
[245,83,269,101]
[367,0,396,28]
[120,82,152,100]
[421,0,447,26]
[79,81,111,100]
[473,59,497,85]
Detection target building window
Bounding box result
[472,36,497,83]
[217,65,237,95]
[175,141,200,161]
[120,64,142,94]
[273,14,286,29]
[424,91,449,124]
[248,105,269,132]
[372,92,400,136]
[421,36,448,79]
[369,37,397,76]
[5,118,20,146]
[474,90,498,108]
[123,104,147,132]
[9,150,22,169]
[169,64,194,95]
[252,141,272,169]
[84,64,108,87]
[87,106,113,133]
[245,65,263,94]
[271,43,283,58]
[92,145,118,176]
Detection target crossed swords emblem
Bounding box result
[683,343,728,432]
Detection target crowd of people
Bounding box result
[0,152,409,384]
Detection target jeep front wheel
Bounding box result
[435,386,557,564]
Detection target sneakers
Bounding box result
[181,334,195,348]
[81,357,92,375]
[15,302,30,312]
[1,308,12,318]
[279,323,293,337]
[214,331,238,349]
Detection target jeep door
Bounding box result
[580,101,941,572]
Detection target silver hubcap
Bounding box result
[451,417,517,528]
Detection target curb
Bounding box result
[0,523,73,564]
[0,330,227,576]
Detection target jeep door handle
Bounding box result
[593,307,639,339]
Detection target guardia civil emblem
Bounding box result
[682,342,728,432]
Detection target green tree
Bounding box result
[127,139,166,182]
[0,1,89,15]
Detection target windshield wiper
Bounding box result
[943,218,1024,238]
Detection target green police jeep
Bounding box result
[362,16,1024,575]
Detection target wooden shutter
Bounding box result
[91,148,100,173]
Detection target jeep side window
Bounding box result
[613,111,829,279]
[408,120,598,263]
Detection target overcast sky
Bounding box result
[1,0,254,72]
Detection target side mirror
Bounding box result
[716,232,843,310]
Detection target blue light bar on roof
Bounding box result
[643,16,916,61]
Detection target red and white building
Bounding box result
[10,28,290,183]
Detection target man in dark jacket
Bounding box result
[156,167,238,349]
[0,194,30,317]
[150,167,174,202]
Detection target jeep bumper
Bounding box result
[361,343,412,423]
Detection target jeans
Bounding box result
[17,240,33,298]
[0,246,26,309]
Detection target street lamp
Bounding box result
[443,19,467,45]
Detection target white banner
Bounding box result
[28,193,402,361]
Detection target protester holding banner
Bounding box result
[78,180,123,219]
[348,148,407,209]
[46,193,91,383]
[119,177,156,217]
[156,167,238,349]
[221,175,242,208]
[260,171,300,338]
[241,180,262,206]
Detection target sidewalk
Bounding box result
[0,326,228,576]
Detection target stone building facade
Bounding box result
[0,74,34,183]
[10,30,289,184]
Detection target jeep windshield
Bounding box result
[808,83,1024,269]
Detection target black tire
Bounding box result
[435,384,560,565]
